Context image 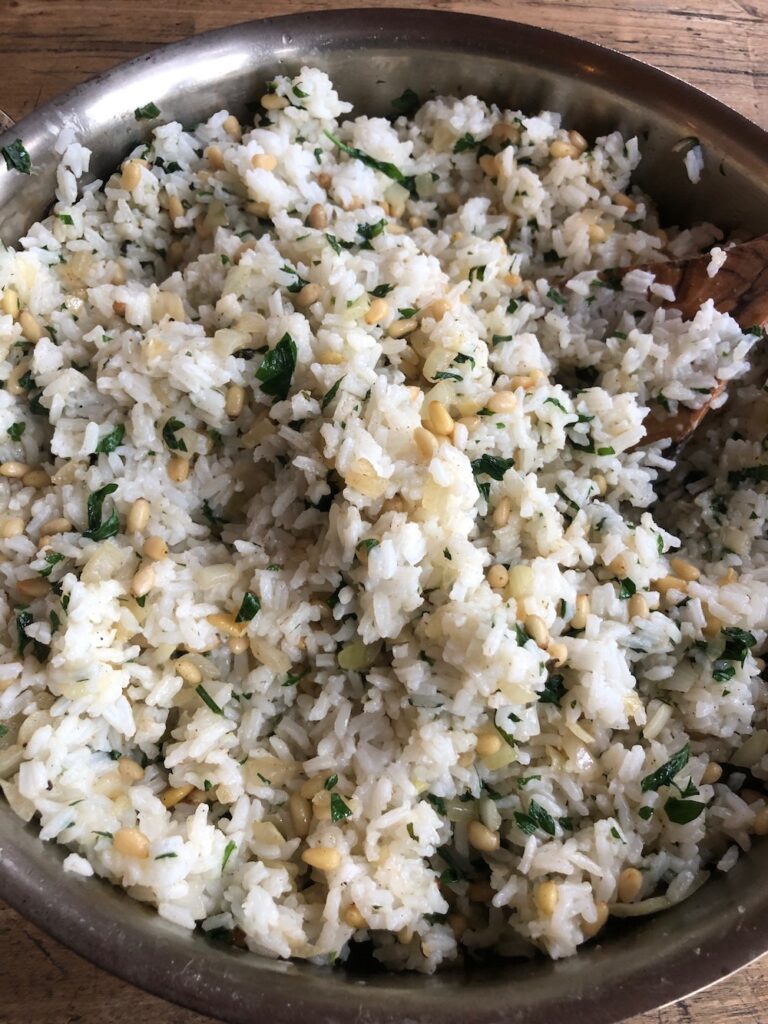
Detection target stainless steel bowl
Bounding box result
[2,10,768,1023]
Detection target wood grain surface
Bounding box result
[2,1,768,1022]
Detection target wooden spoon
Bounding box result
[621,234,768,445]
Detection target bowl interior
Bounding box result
[2,10,768,1024]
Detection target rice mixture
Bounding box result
[2,67,767,971]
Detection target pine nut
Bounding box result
[113,826,150,859]
[0,461,29,478]
[476,732,502,758]
[168,455,190,483]
[6,359,30,396]
[245,201,270,218]
[588,223,607,243]
[19,311,44,342]
[319,350,344,365]
[593,473,608,496]
[0,517,25,538]
[1,288,20,318]
[612,192,637,211]
[428,400,454,437]
[618,867,643,903]
[424,298,450,321]
[289,792,312,838]
[549,139,578,159]
[225,384,245,417]
[308,203,327,229]
[570,594,590,630]
[581,901,609,938]
[608,553,631,578]
[300,777,325,800]
[317,172,332,190]
[479,153,500,176]
[121,160,143,191]
[261,93,289,110]
[524,614,549,648]
[492,496,511,528]
[168,195,184,222]
[719,567,738,585]
[296,282,321,307]
[40,517,71,536]
[113,301,127,317]
[365,298,388,325]
[654,575,687,596]
[127,498,150,533]
[487,391,517,414]
[301,846,341,871]
[388,318,418,339]
[251,153,277,171]
[160,783,195,809]
[22,469,49,488]
[448,912,468,940]
[490,122,519,142]
[204,145,225,170]
[142,535,167,561]
[176,659,202,685]
[568,130,588,154]
[206,613,247,638]
[486,564,509,590]
[753,808,768,835]
[117,757,144,783]
[414,426,438,459]
[17,577,51,598]
[468,820,500,852]
[229,635,248,655]
[343,904,366,929]
[131,563,155,598]
[548,641,568,667]
[628,593,649,619]
[670,556,700,582]
[535,880,559,915]
[222,115,242,140]
[701,762,722,786]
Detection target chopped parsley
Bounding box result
[7,422,25,441]
[391,88,420,118]
[235,591,261,622]
[515,799,557,836]
[196,684,224,716]
[330,793,353,822]
[324,130,408,184]
[453,133,478,153]
[664,797,706,825]
[83,482,119,541]
[321,376,344,410]
[221,840,237,871]
[56,213,74,225]
[134,102,161,120]
[39,552,64,578]
[470,454,514,481]
[618,578,637,600]
[370,283,394,298]
[324,774,338,790]
[2,139,31,174]
[95,423,125,454]
[162,417,187,452]
[256,332,297,402]
[641,744,689,792]
[539,673,566,706]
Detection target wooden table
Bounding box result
[2,0,767,1021]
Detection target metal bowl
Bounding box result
[2,9,768,1023]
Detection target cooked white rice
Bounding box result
[1,67,766,972]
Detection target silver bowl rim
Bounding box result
[2,8,768,1024]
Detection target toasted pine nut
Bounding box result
[22,469,49,488]
[251,153,277,171]
[204,145,225,170]
[608,553,631,578]
[486,564,509,591]
[654,575,687,596]
[593,473,608,496]
[113,300,127,317]
[568,130,588,154]
[117,757,144,783]
[160,783,195,809]
[0,461,29,478]
[245,200,270,218]
[222,115,241,140]
[628,593,649,619]
[414,426,438,460]
[289,792,312,838]
[40,517,72,536]
[225,384,245,417]
[476,732,502,758]
[343,904,366,929]
[308,203,327,229]
[492,496,511,528]
[719,567,738,585]
[479,153,500,176]
[127,498,150,533]
[0,517,25,538]
[428,400,454,437]
[524,614,549,648]
[701,762,722,786]
[468,820,500,852]
[581,901,609,938]
[167,195,184,222]
[702,610,722,639]
[142,535,167,561]
[296,282,321,307]
[113,826,150,859]
[301,846,341,871]
[670,556,700,582]
[548,641,568,667]
[388,318,418,339]
[365,298,388,325]
[261,93,289,110]
[618,867,643,903]
[19,311,44,342]
[549,139,578,159]
[6,359,30,397]
[176,659,202,685]
[1,288,20,318]
[753,808,768,835]
[491,122,520,142]
[168,455,190,483]
[424,298,450,321]
[570,594,590,630]
[535,880,559,915]
[229,635,248,655]
[131,563,155,598]
[487,391,517,414]
[317,172,332,189]
[206,613,247,638]
[17,577,51,598]
[588,223,607,243]
[612,192,637,212]
[319,350,344,365]
[121,160,143,191]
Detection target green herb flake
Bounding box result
[330,792,352,822]
[134,102,161,120]
[720,626,756,665]
[2,139,31,174]
[370,283,394,298]
[391,88,420,118]
[83,482,119,541]
[641,744,690,792]
[324,774,338,791]
[638,805,654,821]
[324,129,406,183]
[471,454,514,482]
[544,397,567,413]
[540,673,566,706]
[196,684,225,716]
[162,417,187,452]
[492,334,512,346]
[7,422,26,441]
[547,288,566,307]
[453,133,478,154]
[95,423,125,454]
[56,213,74,225]
[221,840,237,872]
[618,578,637,600]
[427,793,446,815]
[92,830,113,840]
[39,552,64,578]
[664,797,706,825]
[256,332,297,402]
[234,591,260,622]
[321,376,345,410]
[155,852,178,860]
